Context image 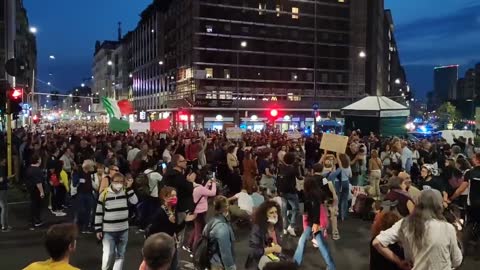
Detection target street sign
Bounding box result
[312,102,319,110]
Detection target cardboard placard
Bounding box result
[320,133,349,154]
[226,127,242,139]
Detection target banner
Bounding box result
[109,117,129,132]
[130,122,149,133]
[320,133,349,154]
[286,130,302,140]
[226,127,242,139]
[150,119,170,132]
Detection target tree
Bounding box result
[437,102,462,128]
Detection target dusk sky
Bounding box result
[24,0,480,100]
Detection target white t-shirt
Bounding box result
[162,149,172,163]
[376,219,462,270]
[234,192,254,214]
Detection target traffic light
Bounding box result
[7,87,23,118]
[267,108,282,122]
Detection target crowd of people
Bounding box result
[0,123,479,270]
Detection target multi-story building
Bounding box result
[434,65,459,102]
[92,40,119,111]
[116,0,407,129]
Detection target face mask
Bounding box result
[167,197,178,207]
[268,216,278,224]
[112,183,123,191]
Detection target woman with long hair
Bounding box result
[370,211,403,270]
[293,176,335,270]
[373,189,462,270]
[245,200,284,270]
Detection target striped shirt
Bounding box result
[94,187,138,233]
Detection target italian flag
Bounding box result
[108,117,171,133]
[102,97,134,118]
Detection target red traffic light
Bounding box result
[270,109,278,117]
[9,87,23,101]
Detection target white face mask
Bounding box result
[268,216,278,224]
[112,183,123,191]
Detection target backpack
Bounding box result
[193,221,223,270]
[134,171,155,197]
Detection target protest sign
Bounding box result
[226,127,242,139]
[320,133,349,154]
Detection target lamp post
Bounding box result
[236,41,247,126]
[351,50,367,103]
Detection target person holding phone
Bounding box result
[163,154,196,246]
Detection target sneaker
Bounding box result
[182,246,192,253]
[1,226,12,232]
[283,229,288,235]
[332,232,341,240]
[54,211,67,217]
[34,222,44,228]
[312,238,318,248]
[48,205,52,210]
[287,226,297,237]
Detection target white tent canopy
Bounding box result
[342,96,409,117]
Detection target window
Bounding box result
[242,26,249,33]
[205,68,213,78]
[321,73,328,82]
[206,25,213,33]
[276,4,281,16]
[307,72,313,81]
[224,24,231,32]
[288,93,301,101]
[291,72,298,81]
[292,7,299,19]
[258,3,266,15]
[336,74,343,83]
[224,69,231,79]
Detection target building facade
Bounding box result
[108,0,407,129]
[434,65,459,102]
[92,40,119,111]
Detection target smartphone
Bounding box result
[161,163,167,170]
[212,172,216,180]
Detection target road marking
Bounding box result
[7,201,30,205]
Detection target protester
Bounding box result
[187,177,217,253]
[369,211,402,270]
[294,176,336,270]
[206,195,237,270]
[95,172,137,270]
[373,189,463,270]
[368,149,382,200]
[139,233,176,270]
[384,177,415,217]
[26,154,45,228]
[24,223,79,270]
[245,200,284,270]
[277,152,300,237]
[0,156,11,231]
[73,159,96,233]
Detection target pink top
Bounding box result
[192,182,217,214]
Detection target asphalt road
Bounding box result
[0,202,478,270]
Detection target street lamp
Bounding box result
[358,51,366,58]
[395,78,401,84]
[47,82,51,86]
[107,60,113,66]
[236,41,247,126]
[49,55,55,60]
[81,83,85,87]
[159,61,164,65]
[351,49,367,103]
[29,26,37,34]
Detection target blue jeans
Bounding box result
[282,193,299,228]
[294,226,336,270]
[102,229,129,270]
[336,181,349,221]
[76,193,95,231]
